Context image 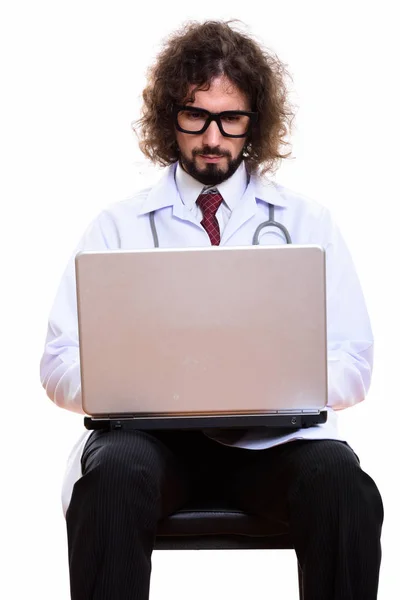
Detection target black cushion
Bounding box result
[155,501,293,551]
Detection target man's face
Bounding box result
[175,76,250,186]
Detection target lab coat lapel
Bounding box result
[171,193,202,227]
[138,164,202,229]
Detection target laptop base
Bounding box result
[84,411,327,432]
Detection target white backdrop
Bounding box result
[1,1,399,598]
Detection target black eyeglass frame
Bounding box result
[173,105,258,138]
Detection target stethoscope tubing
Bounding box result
[252,203,292,245]
[149,201,291,247]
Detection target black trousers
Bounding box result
[66,429,383,600]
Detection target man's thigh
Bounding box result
[80,429,193,518]
[222,440,361,523]
[80,428,228,518]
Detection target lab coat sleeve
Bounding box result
[321,210,374,410]
[40,211,120,414]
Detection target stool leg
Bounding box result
[297,563,304,600]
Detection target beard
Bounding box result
[179,145,244,186]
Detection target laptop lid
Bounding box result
[75,245,327,417]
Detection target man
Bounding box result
[40,20,383,600]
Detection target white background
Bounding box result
[1,1,399,598]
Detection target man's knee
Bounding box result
[291,441,383,522]
[82,430,167,488]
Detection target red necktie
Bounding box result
[196,190,224,246]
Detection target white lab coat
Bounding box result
[40,163,373,514]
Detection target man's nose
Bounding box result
[201,120,223,148]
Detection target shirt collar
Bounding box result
[137,162,289,215]
[175,160,248,211]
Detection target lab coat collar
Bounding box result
[137,164,180,215]
[137,162,289,216]
[252,174,289,208]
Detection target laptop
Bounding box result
[76,245,328,432]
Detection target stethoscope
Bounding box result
[149,201,292,247]
[251,203,292,245]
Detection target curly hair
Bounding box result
[134,20,297,175]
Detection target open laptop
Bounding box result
[76,245,328,432]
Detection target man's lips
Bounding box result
[198,154,225,162]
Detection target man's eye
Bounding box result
[222,115,241,123]
[184,112,203,120]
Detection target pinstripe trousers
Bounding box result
[66,429,383,600]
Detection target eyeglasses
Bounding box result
[173,105,258,138]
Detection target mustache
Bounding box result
[192,146,231,158]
